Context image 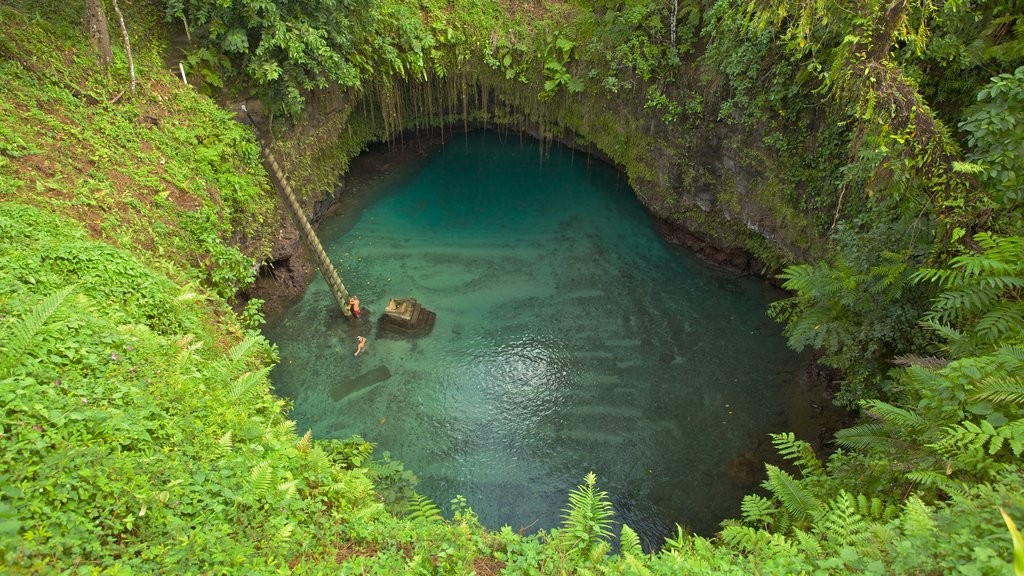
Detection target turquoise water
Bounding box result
[266,132,802,549]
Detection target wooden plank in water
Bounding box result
[331,365,392,401]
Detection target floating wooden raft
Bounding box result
[380,298,436,335]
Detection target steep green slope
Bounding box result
[2,0,1024,573]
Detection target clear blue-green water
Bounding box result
[266,131,803,549]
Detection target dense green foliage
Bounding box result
[2,0,1024,572]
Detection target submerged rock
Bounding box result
[379,297,436,336]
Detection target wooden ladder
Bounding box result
[260,146,352,319]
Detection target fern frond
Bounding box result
[975,303,1024,344]
[277,479,298,498]
[811,491,869,548]
[228,367,270,402]
[559,472,614,553]
[720,525,767,553]
[833,422,906,452]
[763,465,820,523]
[892,354,949,370]
[246,461,274,497]
[861,399,928,434]
[403,493,441,522]
[740,494,777,527]
[217,430,234,455]
[619,524,643,558]
[275,522,295,543]
[229,334,263,364]
[854,493,898,521]
[934,418,1024,459]
[0,286,74,375]
[771,432,824,477]
[905,470,968,498]
[900,496,935,538]
[791,528,823,559]
[971,376,1024,406]
[296,430,313,453]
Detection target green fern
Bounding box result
[619,523,643,558]
[905,470,969,498]
[228,367,270,402]
[771,432,825,478]
[403,493,441,522]
[229,333,263,364]
[720,525,767,553]
[0,286,74,375]
[217,430,234,455]
[558,472,614,556]
[792,528,824,559]
[762,465,821,525]
[854,494,897,521]
[913,233,1024,353]
[740,494,777,528]
[933,418,1024,460]
[245,461,274,498]
[811,491,870,548]
[970,346,1024,406]
[899,496,935,539]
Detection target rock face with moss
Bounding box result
[261,21,833,277]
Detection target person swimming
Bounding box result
[354,335,367,356]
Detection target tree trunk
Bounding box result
[84,0,113,67]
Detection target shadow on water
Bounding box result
[266,131,811,550]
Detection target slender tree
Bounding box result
[110,0,135,95]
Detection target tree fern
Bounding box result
[0,286,74,375]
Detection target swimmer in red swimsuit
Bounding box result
[348,295,361,318]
